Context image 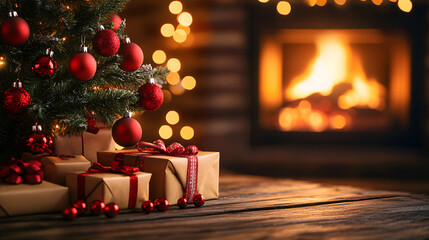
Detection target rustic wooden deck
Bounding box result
[1,173,429,239]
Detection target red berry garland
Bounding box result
[32,49,57,79]
[3,81,31,115]
[92,25,120,57]
[112,112,142,147]
[0,11,30,46]
[69,45,97,81]
[138,78,164,111]
[119,37,144,72]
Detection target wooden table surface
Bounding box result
[1,173,429,240]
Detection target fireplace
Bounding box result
[250,2,425,147]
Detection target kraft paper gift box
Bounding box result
[0,181,69,217]
[97,150,220,204]
[22,153,91,186]
[65,170,151,209]
[54,128,115,163]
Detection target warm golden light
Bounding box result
[334,0,347,5]
[277,1,291,15]
[307,0,317,6]
[167,71,181,85]
[62,37,67,41]
[166,111,180,125]
[398,0,412,12]
[169,1,183,14]
[163,90,172,103]
[330,115,346,129]
[170,83,185,95]
[55,124,60,129]
[0,56,4,67]
[316,0,327,6]
[177,25,191,35]
[115,143,125,150]
[178,12,193,27]
[180,126,194,140]
[371,0,383,5]
[161,23,175,37]
[258,0,270,2]
[173,29,187,43]
[159,125,173,139]
[167,58,181,72]
[181,76,196,90]
[152,50,167,64]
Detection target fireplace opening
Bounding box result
[249,4,425,147]
[259,29,410,133]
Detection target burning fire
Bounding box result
[279,34,386,131]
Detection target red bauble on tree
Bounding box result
[138,78,164,111]
[32,49,57,79]
[112,112,142,147]
[104,203,119,218]
[0,11,30,46]
[3,80,31,114]
[119,37,144,72]
[92,25,120,57]
[69,45,97,81]
[26,125,53,154]
[107,14,122,31]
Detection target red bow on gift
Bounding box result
[88,162,139,176]
[135,140,198,156]
[0,158,44,184]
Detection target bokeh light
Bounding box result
[181,76,196,90]
[162,90,172,103]
[258,0,270,2]
[161,23,175,37]
[180,126,194,140]
[177,25,191,35]
[152,50,167,64]
[170,83,185,95]
[276,1,291,15]
[167,58,181,72]
[173,29,187,43]
[334,0,346,5]
[398,0,412,12]
[371,0,383,5]
[178,12,193,27]
[166,111,180,125]
[167,71,181,85]
[169,1,183,14]
[159,125,173,139]
[316,0,327,6]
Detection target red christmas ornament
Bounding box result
[112,112,142,147]
[154,198,169,212]
[138,78,164,111]
[69,45,97,81]
[141,200,154,213]
[119,37,144,72]
[104,203,119,218]
[177,198,188,209]
[193,194,205,207]
[62,207,78,221]
[31,49,57,79]
[107,14,122,31]
[92,25,120,57]
[90,200,105,216]
[0,11,30,46]
[26,125,53,154]
[72,200,87,216]
[3,80,31,115]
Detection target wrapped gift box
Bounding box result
[97,150,219,204]
[54,128,115,163]
[22,153,91,186]
[0,181,69,217]
[66,170,151,209]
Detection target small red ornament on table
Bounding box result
[142,200,154,213]
[192,194,205,207]
[119,37,143,72]
[104,203,119,218]
[62,207,78,221]
[112,112,142,147]
[32,49,57,79]
[177,198,188,209]
[92,25,120,57]
[90,200,105,216]
[138,78,164,111]
[154,198,169,212]
[72,200,87,216]
[0,11,29,46]
[107,14,122,31]
[3,80,31,115]
[69,44,97,81]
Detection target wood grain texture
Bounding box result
[0,173,428,240]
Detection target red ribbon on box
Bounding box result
[0,158,43,184]
[114,140,199,202]
[77,163,139,208]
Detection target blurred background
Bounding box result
[121,0,429,194]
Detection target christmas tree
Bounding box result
[0,0,168,162]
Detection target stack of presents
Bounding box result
[0,130,219,217]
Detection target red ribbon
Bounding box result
[114,140,199,202]
[35,152,76,162]
[77,163,139,209]
[0,158,43,184]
